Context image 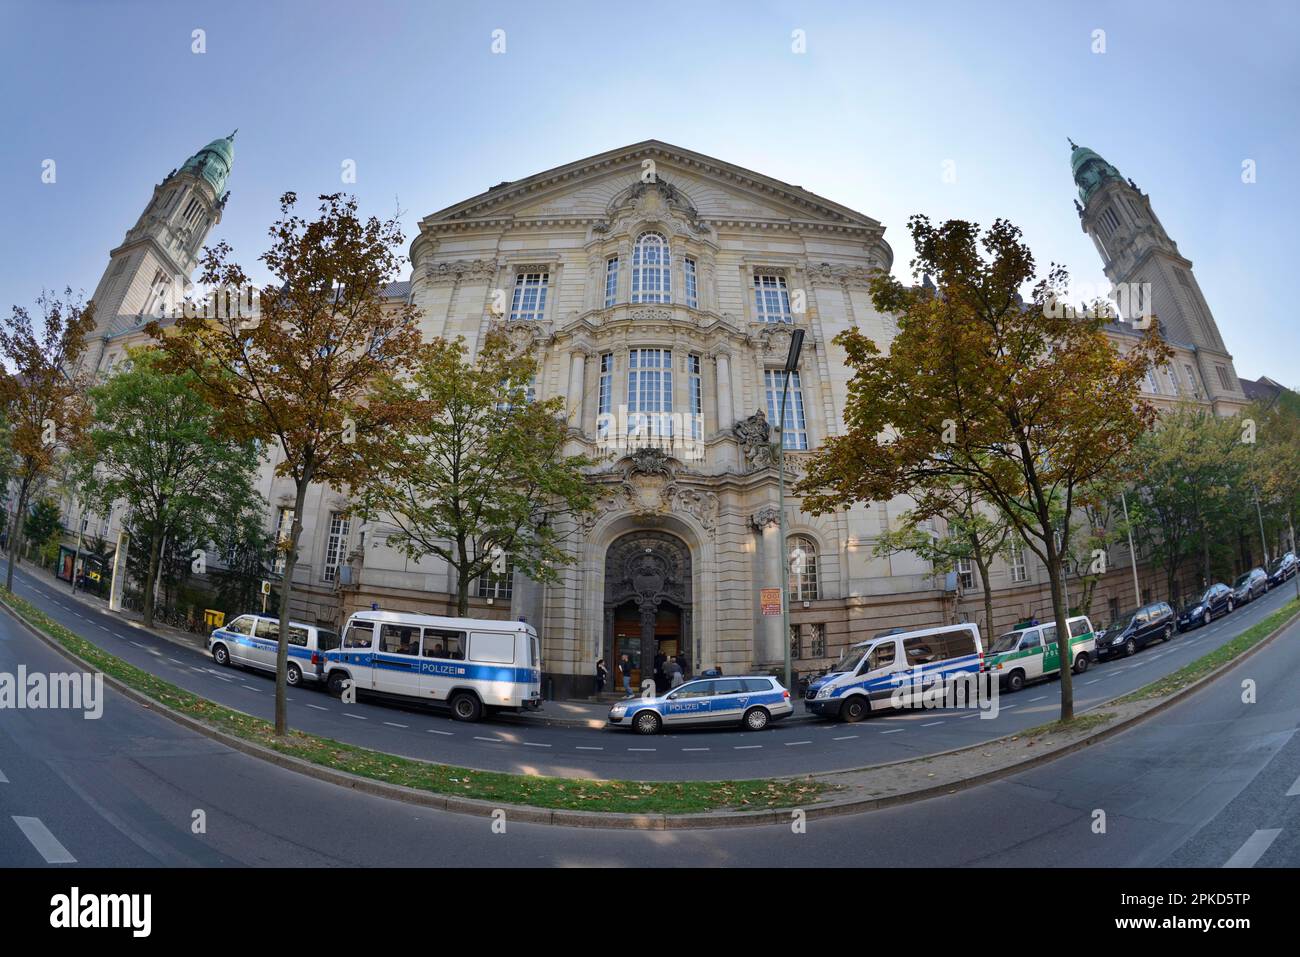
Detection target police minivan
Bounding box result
[984,615,1097,693]
[804,622,983,722]
[319,610,542,722]
[207,613,339,687]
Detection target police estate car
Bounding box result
[608,676,793,734]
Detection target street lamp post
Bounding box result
[777,329,805,693]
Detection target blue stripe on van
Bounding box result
[325,651,538,685]
[821,654,982,698]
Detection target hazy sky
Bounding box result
[1,0,1295,382]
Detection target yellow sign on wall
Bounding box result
[760,588,783,616]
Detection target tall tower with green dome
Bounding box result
[1071,139,1245,414]
[84,132,236,356]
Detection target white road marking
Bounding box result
[627,747,656,752]
[881,728,904,734]
[522,742,552,748]
[733,745,763,749]
[307,704,328,711]
[1029,696,1047,702]
[167,658,182,665]
[1286,773,1300,797]
[784,740,812,746]
[1085,679,1102,685]
[681,747,710,752]
[130,641,146,649]
[344,713,366,720]
[1223,829,1282,868]
[383,722,408,729]
[575,745,603,751]
[0,768,7,783]
[97,625,109,632]
[12,817,76,864]
[473,736,502,743]
[241,685,259,693]
[959,713,980,719]
[832,735,859,741]
[921,721,944,727]
[427,729,453,736]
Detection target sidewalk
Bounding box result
[26,569,821,730]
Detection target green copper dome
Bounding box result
[179,130,236,195]
[1069,139,1122,204]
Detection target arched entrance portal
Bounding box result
[603,531,692,691]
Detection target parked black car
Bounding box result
[1266,552,1297,586]
[1177,582,1234,631]
[1096,602,1175,660]
[1231,567,1269,605]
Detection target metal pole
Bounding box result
[70,509,84,594]
[1252,485,1269,568]
[1120,490,1141,608]
[779,371,791,693]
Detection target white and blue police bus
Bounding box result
[319,610,542,722]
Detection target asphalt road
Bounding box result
[2,578,1297,866]
[7,564,1298,781]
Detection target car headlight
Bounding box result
[1111,635,1126,645]
[609,705,626,716]
[816,685,834,699]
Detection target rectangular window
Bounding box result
[627,348,673,439]
[688,353,703,441]
[597,352,613,438]
[1145,368,1160,394]
[753,274,792,323]
[808,623,826,658]
[684,257,698,309]
[765,369,808,450]
[957,557,974,591]
[470,632,515,664]
[790,624,802,661]
[1166,363,1180,394]
[343,620,374,649]
[421,628,465,660]
[604,257,619,308]
[1184,363,1200,398]
[1216,364,1233,390]
[509,272,549,322]
[322,512,351,583]
[380,623,421,655]
[273,507,294,575]
[1008,542,1028,583]
[477,555,514,600]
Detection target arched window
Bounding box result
[631,231,671,303]
[788,535,819,601]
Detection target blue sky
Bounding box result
[1,0,1296,382]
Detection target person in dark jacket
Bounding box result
[595,658,608,694]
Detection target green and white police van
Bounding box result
[984,615,1097,693]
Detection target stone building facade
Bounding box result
[51,137,1263,699]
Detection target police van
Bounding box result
[319,610,542,722]
[804,622,983,722]
[207,613,339,687]
[984,615,1097,692]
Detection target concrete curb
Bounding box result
[3,590,1296,830]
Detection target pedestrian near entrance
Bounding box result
[595,658,608,694]
[667,656,684,688]
[619,654,633,697]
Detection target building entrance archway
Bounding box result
[603,531,693,691]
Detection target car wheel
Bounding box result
[743,706,770,731]
[1072,654,1090,674]
[326,671,349,697]
[1227,598,1234,613]
[1203,608,1212,625]
[840,697,869,723]
[450,692,483,722]
[1124,639,1137,658]
[286,662,302,687]
[633,710,661,735]
[1006,670,1026,693]
[212,643,230,667]
[1162,624,1173,642]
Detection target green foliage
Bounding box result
[359,332,596,615]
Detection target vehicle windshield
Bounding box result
[990,631,1023,653]
[1104,616,1132,635]
[829,646,867,674]
[1199,588,1216,604]
[1233,574,1250,587]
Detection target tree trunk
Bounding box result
[142,529,163,628]
[455,535,471,617]
[1045,539,1074,722]
[274,471,312,736]
[5,481,33,593]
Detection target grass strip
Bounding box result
[1116,598,1299,704]
[0,587,833,814]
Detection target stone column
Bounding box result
[752,507,784,667]
[566,350,587,428]
[639,601,658,696]
[715,352,734,433]
[108,528,130,612]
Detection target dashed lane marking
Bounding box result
[784,740,812,746]
[522,742,552,748]
[881,728,904,734]
[627,748,656,752]
[1223,829,1282,868]
[473,736,502,743]
[832,735,858,741]
[343,713,366,720]
[1286,773,1300,797]
[12,817,76,864]
[307,704,328,711]
[427,729,453,736]
[681,747,710,752]
[383,722,408,729]
[733,745,762,749]
[575,746,603,751]
[922,721,944,727]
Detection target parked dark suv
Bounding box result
[1177,582,1234,631]
[1096,602,1175,660]
[1266,552,1297,587]
[1231,567,1269,605]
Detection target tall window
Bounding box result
[688,353,703,442]
[322,512,351,583]
[788,535,819,600]
[597,352,613,437]
[1215,364,1233,390]
[753,273,792,323]
[765,369,808,450]
[684,257,698,309]
[956,557,974,591]
[627,348,673,439]
[273,507,294,575]
[509,271,549,321]
[1184,363,1200,398]
[1008,541,1028,583]
[631,232,671,303]
[791,623,826,660]
[604,257,619,308]
[1145,367,1160,394]
[1165,363,1180,395]
[477,553,514,600]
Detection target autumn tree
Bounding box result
[799,217,1168,722]
[68,347,264,628]
[147,193,426,735]
[1244,389,1300,563]
[358,332,595,616]
[0,289,95,592]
